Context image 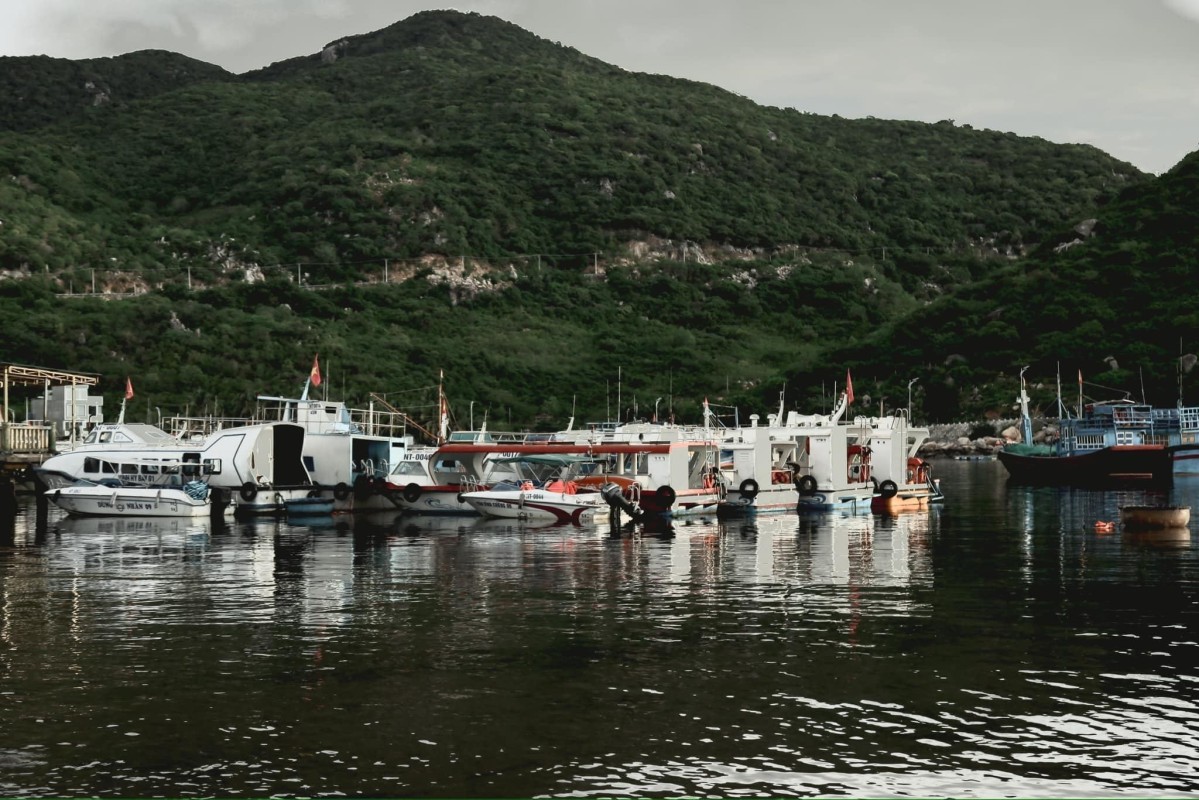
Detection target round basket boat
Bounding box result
[1119,505,1190,530]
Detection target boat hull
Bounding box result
[797,486,875,514]
[718,484,800,516]
[387,483,475,514]
[1120,505,1191,529]
[46,485,226,518]
[998,445,1173,486]
[285,496,335,517]
[460,489,606,523]
[638,488,721,517]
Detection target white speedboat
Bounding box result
[458,455,607,523]
[46,479,233,518]
[460,481,606,523]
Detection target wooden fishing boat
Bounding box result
[1119,505,1190,529]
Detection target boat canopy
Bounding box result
[490,454,599,467]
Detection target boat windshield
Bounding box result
[390,460,428,477]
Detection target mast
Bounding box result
[437,370,449,444]
[1055,363,1067,418]
[1019,366,1033,445]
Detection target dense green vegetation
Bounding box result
[0,10,1195,428]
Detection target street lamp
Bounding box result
[908,378,919,421]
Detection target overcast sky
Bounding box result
[3,0,1198,174]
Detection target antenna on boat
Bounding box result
[617,366,622,424]
[1055,363,1068,419]
[669,369,674,422]
[437,370,449,444]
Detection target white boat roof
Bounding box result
[81,423,181,446]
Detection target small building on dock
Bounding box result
[1,362,101,489]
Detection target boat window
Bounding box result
[203,458,221,475]
[84,430,99,444]
[84,457,100,474]
[162,463,180,474]
[99,432,112,443]
[120,464,138,475]
[140,464,159,474]
[112,432,133,443]
[303,456,315,471]
[391,461,427,477]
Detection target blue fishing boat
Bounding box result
[997,374,1174,485]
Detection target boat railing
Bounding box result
[1110,407,1155,428]
[162,415,253,440]
[1178,406,1199,433]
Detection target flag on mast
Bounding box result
[310,354,322,387]
[845,369,854,406]
[125,377,134,400]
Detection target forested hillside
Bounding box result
[807,150,1199,421]
[0,9,1192,427]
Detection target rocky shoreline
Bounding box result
[918,418,1057,458]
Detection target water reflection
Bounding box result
[0,460,1195,798]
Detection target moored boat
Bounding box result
[284,494,336,517]
[34,419,315,514]
[868,413,945,513]
[458,455,607,523]
[1119,505,1190,529]
[718,390,876,516]
[46,479,233,518]
[997,371,1175,486]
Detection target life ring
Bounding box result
[656,484,677,507]
[739,478,760,500]
[239,482,258,502]
[402,482,422,503]
[797,475,818,496]
[334,482,351,501]
[879,479,899,499]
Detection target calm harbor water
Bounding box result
[1,459,1197,798]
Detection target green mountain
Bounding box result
[812,150,1199,421]
[0,50,232,132]
[0,9,1191,427]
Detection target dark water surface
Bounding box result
[1,459,1197,797]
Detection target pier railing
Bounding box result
[1,423,54,454]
